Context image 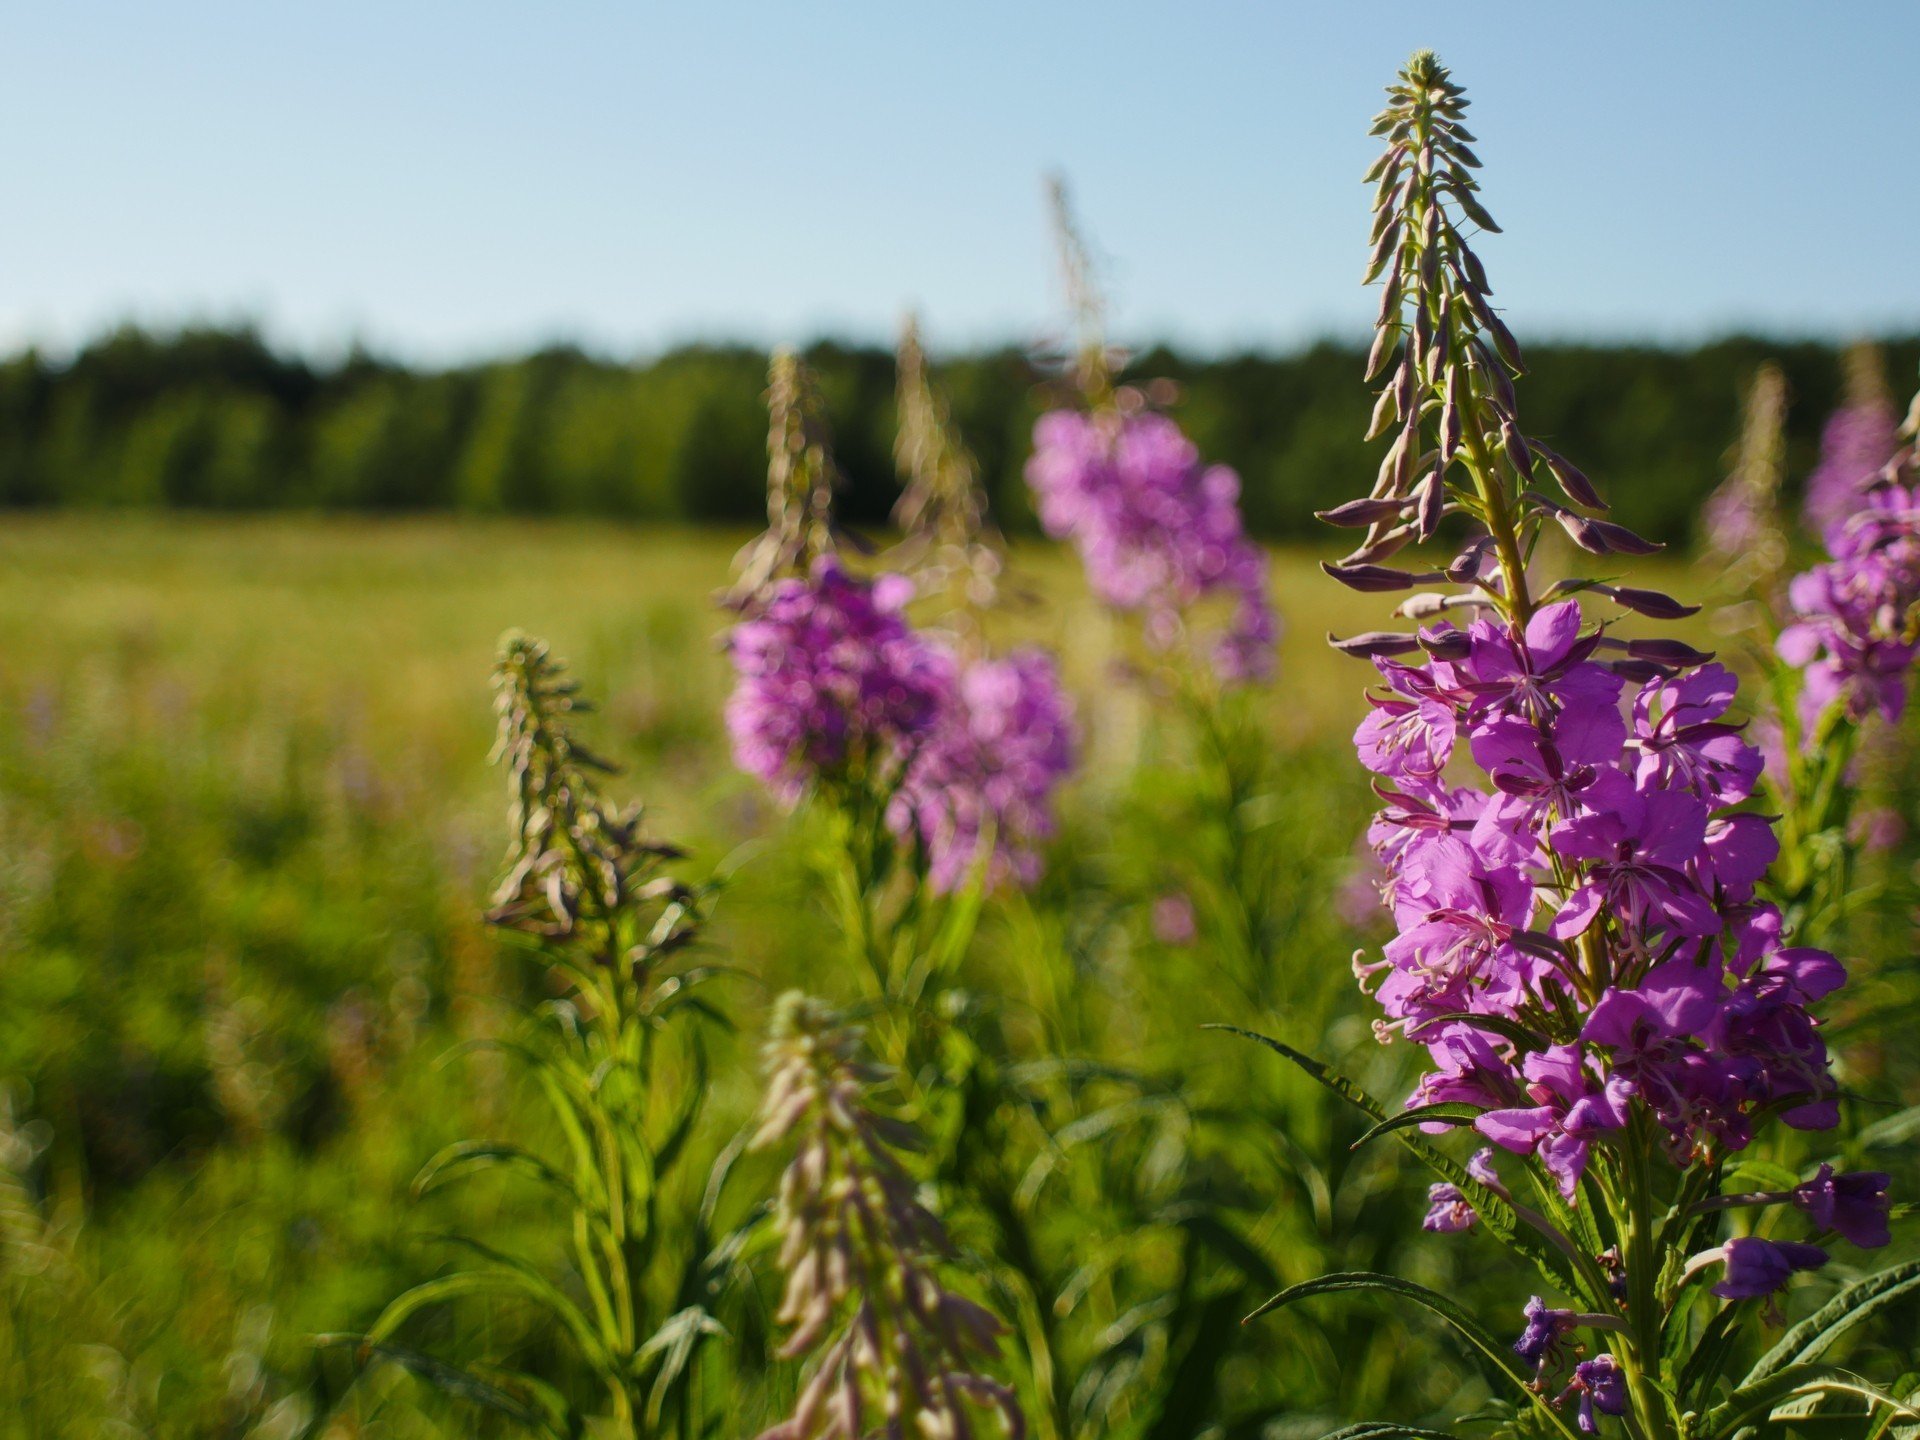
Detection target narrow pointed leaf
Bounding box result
[1351,1102,1481,1149]
[1745,1258,1920,1384]
[1246,1273,1579,1440]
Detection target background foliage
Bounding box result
[3,328,1917,543]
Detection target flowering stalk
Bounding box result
[337,635,737,1438]
[1029,178,1279,691]
[752,993,1025,1440]
[1235,51,1914,1440]
[1766,380,1918,944]
[893,312,1007,631]
[726,352,1076,998]
[1701,362,1790,600]
[1029,178,1288,1009]
[728,348,847,613]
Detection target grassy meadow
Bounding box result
[2,515,1908,1438]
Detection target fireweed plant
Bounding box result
[750,992,1025,1440]
[725,348,1077,975]
[728,350,1284,1440]
[331,635,747,1439]
[1765,377,1918,949]
[1230,52,1915,1440]
[1028,177,1288,1010]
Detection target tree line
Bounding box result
[0,325,1913,541]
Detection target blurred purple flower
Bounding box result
[1803,400,1901,537]
[726,558,947,803]
[1151,891,1198,946]
[890,647,1078,893]
[1421,1183,1477,1232]
[1793,1164,1892,1249]
[1027,408,1278,683]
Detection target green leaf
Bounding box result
[413,1140,587,1209]
[636,1305,728,1428]
[1313,1426,1461,1440]
[1350,1102,1481,1149]
[316,1334,568,1438]
[1746,1258,1920,1384]
[1857,1102,1920,1151]
[1406,1012,1545,1052]
[1208,1025,1580,1296]
[1705,1363,1920,1438]
[1716,1158,1803,1194]
[1676,1302,1745,1408]
[653,1035,709,1176]
[366,1265,613,1375]
[1245,1272,1580,1440]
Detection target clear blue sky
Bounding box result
[5,2,1917,363]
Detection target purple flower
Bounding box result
[1476,1046,1634,1198]
[889,647,1078,894]
[1379,840,1543,1024]
[1707,1236,1828,1300]
[727,559,948,803]
[1356,660,1459,784]
[1551,770,1720,941]
[1631,665,1763,806]
[1459,601,1621,729]
[1513,1296,1577,1371]
[1804,400,1901,538]
[1780,472,1920,737]
[1562,1355,1627,1434]
[1026,408,1279,684]
[1422,1183,1477,1233]
[1792,1164,1891,1249]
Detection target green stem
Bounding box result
[1616,1135,1679,1440]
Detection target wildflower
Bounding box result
[1703,1236,1829,1300]
[1561,1355,1627,1434]
[754,993,1025,1440]
[1027,408,1278,683]
[1246,57,1899,1439]
[1791,1164,1892,1249]
[725,558,947,805]
[1778,403,1920,736]
[1803,395,1901,538]
[1421,1183,1477,1232]
[1513,1296,1578,1374]
[1629,665,1762,806]
[1152,891,1199,946]
[888,647,1077,893]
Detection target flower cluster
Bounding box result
[1802,396,1901,537]
[726,557,949,805]
[1354,607,1847,1198]
[888,647,1077,893]
[726,556,1075,892]
[752,993,1025,1440]
[1778,422,1920,734]
[1026,407,1278,683]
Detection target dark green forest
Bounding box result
[3,326,1914,540]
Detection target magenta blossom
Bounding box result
[888,646,1078,894]
[1803,399,1901,537]
[1792,1164,1892,1249]
[1706,1236,1828,1300]
[726,558,948,803]
[1026,408,1278,683]
[1422,1183,1477,1233]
